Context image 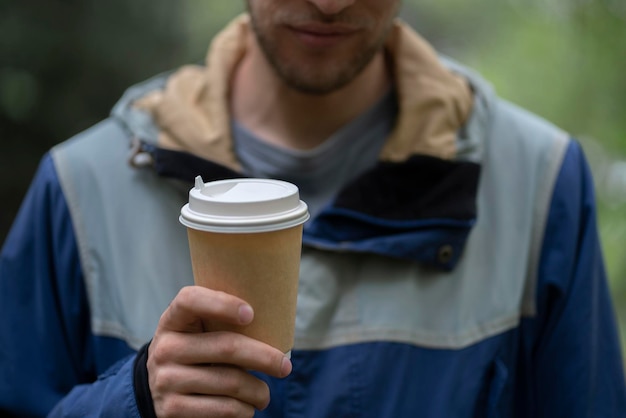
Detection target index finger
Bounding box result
[160,286,254,333]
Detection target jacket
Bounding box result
[1,16,624,418]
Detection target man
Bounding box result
[1,0,624,416]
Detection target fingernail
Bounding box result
[238,304,254,324]
[280,356,292,377]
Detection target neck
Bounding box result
[230,32,391,150]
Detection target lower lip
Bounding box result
[290,29,353,48]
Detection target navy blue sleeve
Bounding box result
[520,140,626,417]
[48,352,142,418]
[0,153,96,416]
[0,154,144,418]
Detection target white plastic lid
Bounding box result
[180,176,310,233]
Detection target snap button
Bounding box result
[437,245,454,264]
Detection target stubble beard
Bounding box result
[248,8,394,95]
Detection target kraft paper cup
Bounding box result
[179,176,309,353]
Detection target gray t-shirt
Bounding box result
[232,90,398,219]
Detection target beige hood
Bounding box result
[134,14,473,171]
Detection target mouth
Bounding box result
[287,22,359,48]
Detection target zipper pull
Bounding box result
[128,136,155,168]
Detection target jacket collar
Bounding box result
[127,14,474,170]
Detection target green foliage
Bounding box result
[180,3,244,60]
[0,1,191,242]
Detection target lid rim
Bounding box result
[179,213,310,233]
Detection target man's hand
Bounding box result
[148,286,292,418]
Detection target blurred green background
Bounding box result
[1,1,625,354]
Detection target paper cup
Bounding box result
[180,176,309,353]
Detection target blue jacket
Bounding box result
[1,18,625,418]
